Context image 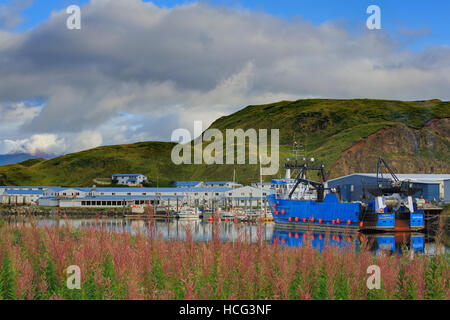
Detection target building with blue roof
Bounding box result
[174,181,203,188]
[203,181,243,188]
[1,189,44,205]
[112,174,147,186]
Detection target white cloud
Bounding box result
[70,130,103,153]
[3,134,66,155]
[0,0,448,155]
[0,101,41,123]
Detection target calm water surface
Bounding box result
[5,216,449,256]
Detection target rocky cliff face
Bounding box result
[329,118,450,178]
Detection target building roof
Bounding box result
[327,173,450,183]
[112,174,145,177]
[174,181,203,187]
[45,187,91,192]
[0,186,60,189]
[96,187,181,193]
[204,181,233,184]
[5,190,44,195]
[59,195,185,201]
[184,187,233,193]
[94,187,233,193]
[44,187,70,192]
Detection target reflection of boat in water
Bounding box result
[272,228,424,254]
[201,208,213,219]
[126,204,174,218]
[220,211,235,219]
[369,232,424,255]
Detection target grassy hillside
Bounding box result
[0,99,448,187]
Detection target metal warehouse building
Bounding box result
[327,174,450,203]
[445,179,450,203]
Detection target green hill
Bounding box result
[0,99,448,187]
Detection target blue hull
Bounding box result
[272,229,424,254]
[267,194,424,232]
[267,193,361,228]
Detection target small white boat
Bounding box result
[220,211,235,219]
[176,208,200,219]
[130,205,145,214]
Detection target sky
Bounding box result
[0,0,449,156]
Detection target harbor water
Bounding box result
[4,215,448,256]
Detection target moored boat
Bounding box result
[267,159,363,230]
[358,158,425,232]
[175,207,200,219]
[267,157,425,232]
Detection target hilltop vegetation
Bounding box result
[0,99,448,187]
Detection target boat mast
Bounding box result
[259,154,264,218]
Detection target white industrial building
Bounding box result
[112,174,147,186]
[33,185,275,209]
[224,186,273,208]
[202,181,243,188]
[251,182,279,190]
[445,179,450,203]
[2,173,448,209]
[174,181,204,188]
[1,190,44,205]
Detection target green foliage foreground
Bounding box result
[0,219,448,300]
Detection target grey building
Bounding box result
[327,174,450,203]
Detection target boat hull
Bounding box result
[267,193,362,229]
[267,194,424,232]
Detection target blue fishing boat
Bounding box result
[266,157,425,232]
[267,159,363,230]
[358,157,425,232]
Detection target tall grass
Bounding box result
[0,218,448,300]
